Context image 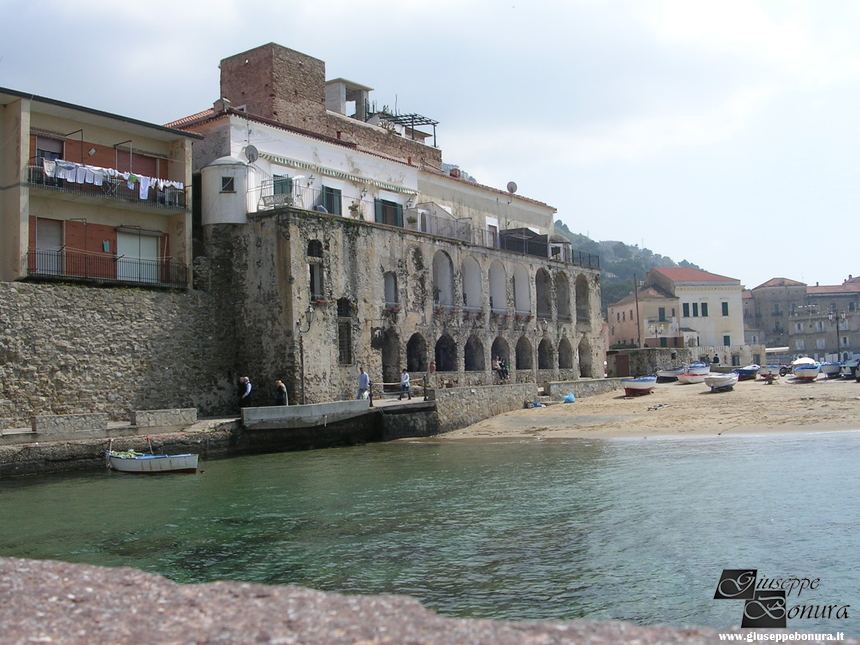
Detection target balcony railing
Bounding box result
[27,165,186,210]
[27,249,188,288]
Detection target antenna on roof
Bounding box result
[244,145,259,164]
[506,181,517,194]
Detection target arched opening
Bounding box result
[435,334,457,372]
[464,335,485,371]
[538,338,554,370]
[381,328,400,392]
[461,255,482,311]
[513,264,530,315]
[515,336,533,370]
[578,336,593,377]
[384,271,398,308]
[406,333,428,373]
[491,337,510,369]
[488,260,507,313]
[576,274,591,323]
[555,272,571,320]
[432,251,455,307]
[307,240,323,257]
[536,268,551,318]
[558,337,574,369]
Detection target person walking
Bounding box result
[274,379,288,406]
[238,376,252,409]
[357,367,370,400]
[398,368,411,400]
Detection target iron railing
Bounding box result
[27,166,186,210]
[27,249,188,288]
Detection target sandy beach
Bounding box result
[440,376,860,440]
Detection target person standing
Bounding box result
[357,367,370,400]
[274,379,288,406]
[238,376,252,409]
[398,368,411,400]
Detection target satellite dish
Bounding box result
[506,181,518,194]
[244,145,259,164]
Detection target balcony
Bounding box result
[27,249,188,288]
[27,164,186,211]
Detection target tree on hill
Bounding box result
[553,220,702,311]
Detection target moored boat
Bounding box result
[704,372,738,392]
[106,443,199,474]
[819,362,842,379]
[677,373,706,384]
[687,362,712,376]
[621,376,657,396]
[735,364,760,381]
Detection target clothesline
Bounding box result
[40,158,185,201]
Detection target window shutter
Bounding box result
[395,203,403,227]
[274,175,292,195]
[374,199,384,223]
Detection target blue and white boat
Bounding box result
[735,364,760,381]
[820,362,842,379]
[704,372,738,392]
[621,376,657,396]
[656,366,686,381]
[793,361,820,382]
[687,362,712,376]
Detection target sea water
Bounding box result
[1,431,858,633]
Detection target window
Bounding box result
[221,176,235,192]
[850,302,856,312]
[722,302,729,316]
[841,336,849,347]
[337,298,353,364]
[692,303,699,317]
[308,240,324,300]
[384,271,398,308]
[773,304,781,315]
[683,303,690,317]
[616,312,620,322]
[795,339,805,350]
[701,303,709,317]
[816,321,824,332]
[622,311,625,322]
[374,199,403,227]
[816,338,826,349]
[273,175,292,195]
[795,323,803,333]
[322,186,342,215]
[723,335,731,346]
[658,307,666,322]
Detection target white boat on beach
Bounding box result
[621,376,657,396]
[820,362,842,379]
[758,365,780,377]
[656,366,686,381]
[677,373,705,384]
[687,362,712,376]
[704,372,738,392]
[793,365,820,382]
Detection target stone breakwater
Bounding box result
[4,557,837,645]
[0,282,237,426]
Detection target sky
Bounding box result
[2,0,858,291]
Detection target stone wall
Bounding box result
[546,378,622,401]
[431,383,541,434]
[0,282,237,425]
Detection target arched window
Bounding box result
[536,268,551,318]
[491,337,510,370]
[576,274,591,323]
[432,251,455,307]
[464,335,485,371]
[461,256,482,311]
[558,337,574,369]
[489,260,507,313]
[515,336,533,370]
[435,334,457,371]
[538,338,554,370]
[555,272,571,321]
[578,336,593,377]
[407,333,428,373]
[513,265,530,315]
[384,272,398,308]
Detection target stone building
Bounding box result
[170,43,603,404]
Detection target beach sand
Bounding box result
[439,376,860,440]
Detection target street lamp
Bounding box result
[297,304,315,405]
[828,310,845,361]
[649,324,665,347]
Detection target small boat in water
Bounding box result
[677,373,706,384]
[106,439,198,474]
[819,362,842,379]
[735,364,760,381]
[621,376,657,396]
[704,372,738,392]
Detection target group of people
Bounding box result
[493,356,510,381]
[237,376,288,410]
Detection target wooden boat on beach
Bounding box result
[687,362,712,376]
[656,366,686,381]
[735,365,760,381]
[621,376,657,396]
[677,373,705,384]
[820,362,842,379]
[704,372,738,392]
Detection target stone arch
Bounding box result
[406,333,428,373]
[515,335,533,370]
[513,264,531,315]
[307,240,323,257]
[464,335,485,371]
[555,271,571,320]
[536,268,552,318]
[578,336,593,377]
[558,337,574,369]
[538,338,554,370]
[384,271,398,307]
[575,274,591,323]
[491,337,511,367]
[488,260,507,313]
[432,250,455,307]
[461,255,482,310]
[435,334,457,372]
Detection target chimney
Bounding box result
[449,168,460,178]
[213,97,232,112]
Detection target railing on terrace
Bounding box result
[27,249,188,288]
[248,182,600,269]
[27,166,186,210]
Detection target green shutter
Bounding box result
[273,175,292,195]
[374,199,384,223]
[395,202,403,227]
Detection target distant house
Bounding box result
[0,88,199,288]
[606,284,679,348]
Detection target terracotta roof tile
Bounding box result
[752,277,807,289]
[650,267,739,283]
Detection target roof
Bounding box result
[608,284,675,308]
[650,266,739,284]
[807,283,860,295]
[752,277,807,290]
[0,86,202,141]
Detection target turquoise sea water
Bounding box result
[1,432,858,633]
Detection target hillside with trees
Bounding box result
[554,220,702,311]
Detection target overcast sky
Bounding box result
[2,0,858,290]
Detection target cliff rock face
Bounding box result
[1,557,838,645]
